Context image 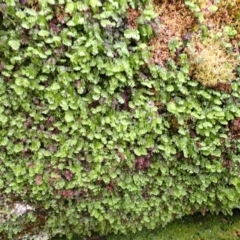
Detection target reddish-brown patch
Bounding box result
[229,117,240,139]
[149,0,195,65]
[210,83,232,93]
[127,8,141,29]
[26,0,39,11]
[106,181,116,192]
[203,1,240,45]
[63,170,74,181]
[35,174,42,185]
[56,5,69,24]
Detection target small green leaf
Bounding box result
[103,175,110,184]
[0,114,8,125]
[209,5,218,12]
[14,143,24,153]
[65,111,74,122]
[124,29,140,41]
[65,2,75,13]
[8,40,20,50]
[89,0,102,8]
[100,19,112,27]
[166,85,174,92]
[196,12,204,24]
[50,82,61,91]
[16,11,25,19]
[38,30,50,37]
[214,99,222,105]
[30,140,41,151]
[47,0,55,4]
[7,0,16,6]
[73,15,85,25]
[60,100,69,110]
[167,102,177,113]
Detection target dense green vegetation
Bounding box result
[108,210,240,240]
[0,0,239,239]
[53,210,240,239]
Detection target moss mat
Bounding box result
[53,209,240,240]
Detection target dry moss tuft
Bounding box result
[201,0,240,40]
[26,0,39,10]
[188,2,240,80]
[149,0,195,65]
[187,36,238,87]
[127,8,141,29]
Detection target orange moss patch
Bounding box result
[149,0,195,65]
[127,8,141,29]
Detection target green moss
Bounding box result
[107,210,240,240]
[52,210,240,239]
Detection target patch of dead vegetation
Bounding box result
[201,0,240,46]
[127,8,141,29]
[184,0,240,89]
[149,0,196,65]
[25,0,39,11]
[210,82,232,93]
[229,117,240,139]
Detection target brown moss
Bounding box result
[127,8,141,29]
[27,0,39,11]
[149,0,196,65]
[210,82,232,93]
[229,117,240,139]
[202,0,240,23]
[201,0,240,43]
[195,0,212,9]
[230,117,240,133]
[56,5,69,23]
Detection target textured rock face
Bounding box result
[1,202,33,222]
[1,201,49,239]
[10,203,34,216]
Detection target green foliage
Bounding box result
[0,0,240,239]
[107,210,240,240]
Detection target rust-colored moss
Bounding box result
[127,8,141,29]
[201,0,240,45]
[149,0,195,65]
